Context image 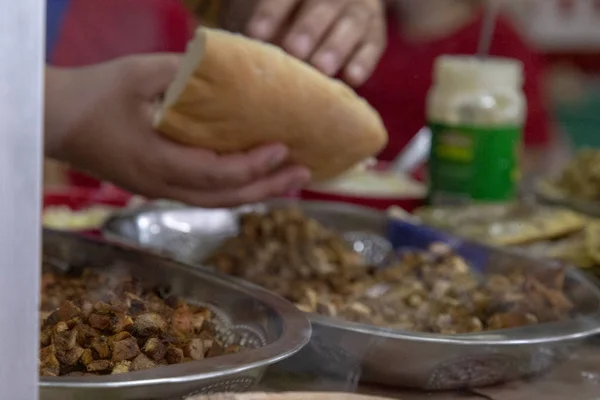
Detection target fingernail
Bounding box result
[347,64,367,85]
[288,34,312,59]
[268,147,288,169]
[248,17,274,40]
[314,51,339,76]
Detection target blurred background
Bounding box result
[506,0,600,150]
[43,0,600,185]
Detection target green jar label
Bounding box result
[427,122,521,205]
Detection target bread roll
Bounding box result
[155,28,388,181]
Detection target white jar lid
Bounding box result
[433,55,524,90]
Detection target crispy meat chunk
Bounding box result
[165,345,184,365]
[130,354,156,371]
[183,339,205,361]
[142,337,166,362]
[40,345,60,377]
[110,313,134,334]
[40,327,53,348]
[112,337,140,362]
[88,313,111,331]
[206,341,225,358]
[112,361,131,374]
[80,349,94,366]
[131,313,167,337]
[53,327,78,353]
[91,337,110,359]
[56,345,85,367]
[40,269,245,377]
[86,360,113,373]
[171,304,193,336]
[76,324,100,347]
[191,309,211,333]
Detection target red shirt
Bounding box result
[49,0,194,187]
[356,12,551,162]
[50,0,194,66]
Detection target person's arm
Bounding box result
[44,67,71,157]
[44,55,310,207]
[198,0,387,87]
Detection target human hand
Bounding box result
[242,0,387,87]
[45,54,311,208]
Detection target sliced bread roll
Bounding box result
[154,28,388,181]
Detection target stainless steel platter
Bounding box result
[41,229,311,400]
[103,200,600,390]
[536,178,600,217]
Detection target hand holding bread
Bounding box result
[219,0,387,86]
[155,27,388,182]
[45,54,310,207]
[45,26,386,206]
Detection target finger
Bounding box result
[309,3,371,76]
[343,25,386,87]
[281,0,347,60]
[159,140,291,190]
[246,0,301,41]
[125,53,181,98]
[167,166,312,208]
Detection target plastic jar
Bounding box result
[426,55,526,205]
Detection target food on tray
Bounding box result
[40,268,243,377]
[308,167,425,198]
[517,231,596,269]
[412,202,600,272]
[585,220,600,265]
[206,208,573,334]
[155,27,388,181]
[43,205,115,231]
[413,203,587,246]
[553,148,600,201]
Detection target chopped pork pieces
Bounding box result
[207,208,575,334]
[40,269,243,377]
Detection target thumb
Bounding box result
[127,53,182,98]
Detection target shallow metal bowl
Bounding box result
[41,230,311,400]
[536,178,600,217]
[103,200,600,390]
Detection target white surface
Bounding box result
[0,0,44,398]
[507,0,600,50]
[427,55,526,126]
[308,170,425,198]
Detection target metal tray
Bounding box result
[103,200,600,390]
[41,230,311,400]
[536,178,600,217]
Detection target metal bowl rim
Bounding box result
[40,230,311,390]
[535,178,600,217]
[101,200,600,347]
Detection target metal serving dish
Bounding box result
[41,229,311,400]
[536,178,600,217]
[103,200,600,390]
